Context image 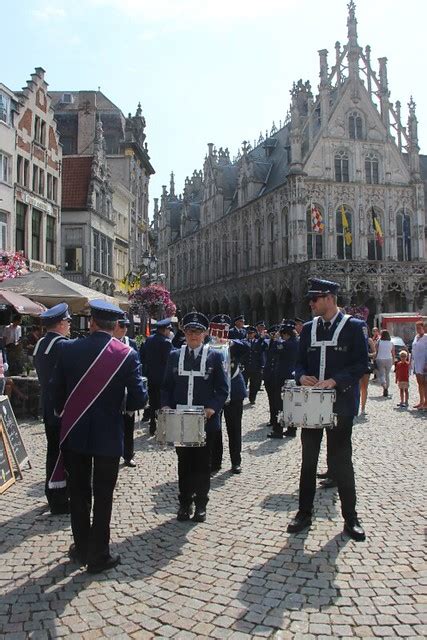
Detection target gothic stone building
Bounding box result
[155,2,427,324]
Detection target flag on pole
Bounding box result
[341,205,352,245]
[371,207,384,246]
[311,203,324,233]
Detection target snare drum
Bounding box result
[282,386,336,429]
[156,407,206,446]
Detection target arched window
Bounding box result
[367,207,383,260]
[396,210,412,261]
[243,225,250,270]
[306,204,324,259]
[365,153,379,184]
[255,221,262,267]
[335,151,349,182]
[349,111,363,139]
[268,214,277,266]
[336,205,353,260]
[282,207,289,263]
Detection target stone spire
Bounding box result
[407,97,420,178]
[170,171,175,197]
[378,57,390,132]
[136,101,142,117]
[347,0,360,79]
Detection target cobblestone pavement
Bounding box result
[0,379,426,639]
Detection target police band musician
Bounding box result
[161,312,229,523]
[51,300,148,573]
[287,278,368,542]
[209,314,249,475]
[241,325,267,405]
[228,315,247,340]
[34,303,72,515]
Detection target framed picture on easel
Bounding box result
[0,419,15,494]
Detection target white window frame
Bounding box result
[0,152,11,184]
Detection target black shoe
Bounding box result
[344,519,366,542]
[177,506,193,521]
[249,400,255,405]
[231,465,241,474]
[87,554,121,574]
[124,458,136,467]
[283,429,296,438]
[287,511,312,534]
[383,388,388,397]
[210,466,221,476]
[149,423,156,435]
[319,477,337,489]
[317,471,330,479]
[68,543,87,566]
[267,431,283,439]
[50,504,70,515]
[192,508,206,523]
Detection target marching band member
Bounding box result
[51,301,147,573]
[113,315,140,467]
[228,315,247,339]
[140,318,173,435]
[34,303,72,515]
[263,325,281,429]
[268,320,299,439]
[242,326,267,405]
[287,279,368,541]
[161,312,229,523]
[209,314,249,475]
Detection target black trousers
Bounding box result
[242,370,262,403]
[63,450,120,566]
[148,382,161,425]
[212,399,243,468]
[123,412,135,461]
[264,379,282,426]
[176,431,215,509]
[44,420,69,511]
[298,416,357,520]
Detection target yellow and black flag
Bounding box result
[371,207,384,246]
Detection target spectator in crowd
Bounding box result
[375,330,395,398]
[411,320,427,409]
[395,350,410,408]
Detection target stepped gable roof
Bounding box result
[49,90,121,112]
[62,156,92,209]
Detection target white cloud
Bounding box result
[32,4,66,21]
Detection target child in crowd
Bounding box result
[395,350,410,407]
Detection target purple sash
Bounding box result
[49,338,131,488]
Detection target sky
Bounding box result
[3,0,427,217]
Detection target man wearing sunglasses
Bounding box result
[34,303,72,515]
[287,278,368,541]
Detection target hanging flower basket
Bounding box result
[129,284,176,320]
[0,251,29,282]
[344,305,369,321]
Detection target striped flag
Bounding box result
[311,203,324,233]
[341,205,352,245]
[371,207,384,246]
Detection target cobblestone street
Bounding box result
[0,379,426,639]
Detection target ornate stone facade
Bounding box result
[155,3,427,323]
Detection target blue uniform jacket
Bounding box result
[229,340,249,402]
[34,332,68,424]
[161,346,229,432]
[52,332,148,457]
[263,339,283,382]
[228,326,247,340]
[241,336,267,373]
[140,333,172,385]
[295,313,368,417]
[277,336,299,384]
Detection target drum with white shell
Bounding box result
[156,407,206,446]
[281,386,336,429]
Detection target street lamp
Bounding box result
[140,251,158,285]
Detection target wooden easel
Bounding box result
[0,422,15,494]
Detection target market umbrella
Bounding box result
[0,290,45,316]
[0,270,129,314]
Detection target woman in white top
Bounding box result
[411,320,427,409]
[375,330,395,397]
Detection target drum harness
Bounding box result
[310,314,351,381]
[177,343,210,411]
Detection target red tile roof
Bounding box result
[62,156,92,209]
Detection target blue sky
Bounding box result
[3,0,427,215]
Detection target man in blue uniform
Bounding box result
[34,303,71,515]
[161,312,229,522]
[210,315,249,474]
[242,326,267,404]
[267,320,299,439]
[287,279,368,541]
[51,300,147,573]
[255,320,267,338]
[140,318,173,435]
[113,315,140,467]
[263,325,281,428]
[228,315,247,340]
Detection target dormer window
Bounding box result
[62,93,73,104]
[349,111,363,139]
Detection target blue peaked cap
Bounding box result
[210,314,231,325]
[182,311,209,330]
[155,318,173,328]
[40,303,71,325]
[306,278,340,298]
[89,299,124,321]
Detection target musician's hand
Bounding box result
[300,375,318,386]
[314,378,337,389]
[205,408,215,419]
